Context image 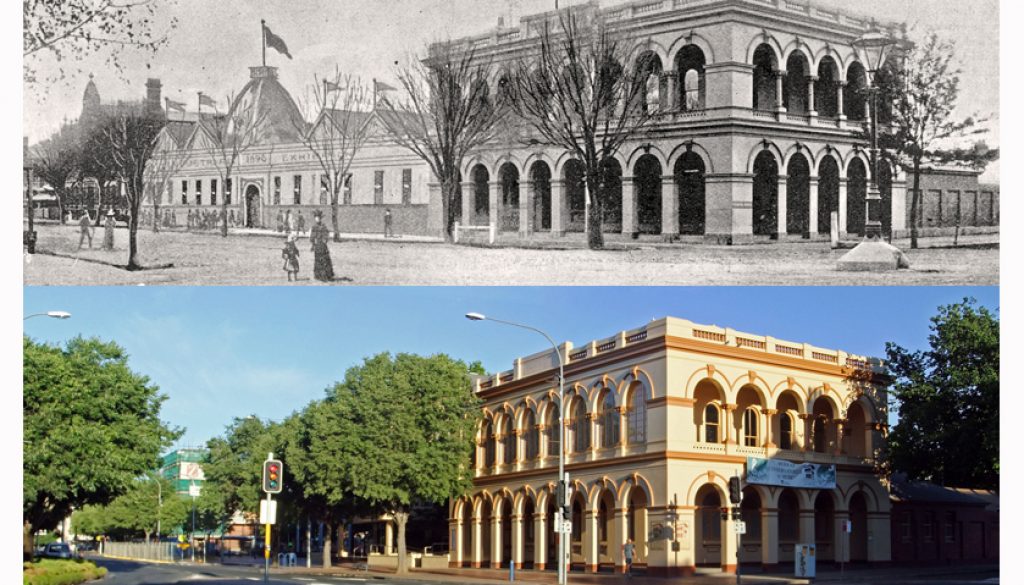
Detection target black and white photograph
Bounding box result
[22,0,999,285]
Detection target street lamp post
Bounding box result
[853,29,897,240]
[466,312,568,585]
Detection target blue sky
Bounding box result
[23,286,998,448]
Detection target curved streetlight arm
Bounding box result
[466,312,569,585]
[24,311,72,321]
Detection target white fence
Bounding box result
[453,221,496,244]
[102,541,181,562]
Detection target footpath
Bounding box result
[210,557,999,585]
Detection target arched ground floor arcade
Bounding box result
[458,134,908,245]
[448,460,890,577]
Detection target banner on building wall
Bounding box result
[745,457,836,490]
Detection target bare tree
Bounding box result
[507,6,655,250]
[144,128,191,232]
[93,104,164,269]
[877,32,990,249]
[23,0,178,84]
[295,68,372,241]
[201,95,268,237]
[31,123,81,224]
[377,43,502,242]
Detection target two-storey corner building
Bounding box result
[451,317,890,577]
[144,66,439,236]
[446,0,909,244]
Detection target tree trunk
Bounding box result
[152,184,161,233]
[127,203,141,270]
[332,187,342,242]
[394,510,409,575]
[322,521,332,569]
[443,177,456,242]
[24,519,35,563]
[910,157,922,249]
[144,530,151,545]
[221,195,229,238]
[585,169,604,250]
[305,519,312,568]
[55,190,66,224]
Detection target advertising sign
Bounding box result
[746,457,836,490]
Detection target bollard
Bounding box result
[509,562,515,582]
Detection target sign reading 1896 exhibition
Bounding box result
[746,457,836,490]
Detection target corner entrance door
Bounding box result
[245,185,261,228]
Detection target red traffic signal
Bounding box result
[262,459,283,494]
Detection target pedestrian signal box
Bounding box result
[262,459,283,494]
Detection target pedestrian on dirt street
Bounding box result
[77,211,94,249]
[384,207,393,238]
[282,233,300,282]
[622,538,635,578]
[276,211,284,233]
[297,211,306,236]
[310,210,335,282]
[102,209,115,250]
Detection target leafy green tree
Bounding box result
[23,336,181,561]
[72,504,113,537]
[885,298,999,489]
[203,417,274,528]
[322,353,480,574]
[104,476,189,541]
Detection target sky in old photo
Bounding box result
[22,0,1000,180]
[23,286,999,448]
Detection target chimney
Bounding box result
[146,78,163,117]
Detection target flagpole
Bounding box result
[372,78,377,111]
[261,19,267,67]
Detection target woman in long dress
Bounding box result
[310,211,335,282]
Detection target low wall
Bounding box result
[367,552,448,570]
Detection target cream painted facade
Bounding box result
[451,317,890,576]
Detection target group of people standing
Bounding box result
[186,208,240,231]
[76,210,117,251]
[276,210,307,236]
[282,210,334,282]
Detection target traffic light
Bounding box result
[728,476,742,504]
[262,459,283,494]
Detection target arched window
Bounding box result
[626,385,647,444]
[704,403,720,443]
[484,420,495,467]
[743,408,759,447]
[684,69,700,110]
[470,439,478,469]
[780,413,794,450]
[546,404,560,458]
[523,410,539,460]
[599,392,619,449]
[502,417,515,464]
[572,400,590,453]
[813,417,827,453]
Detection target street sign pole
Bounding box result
[264,491,271,584]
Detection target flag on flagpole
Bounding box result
[263,23,293,59]
[374,80,397,93]
[166,98,187,113]
[198,93,217,109]
[324,80,342,93]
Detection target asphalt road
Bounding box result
[91,557,403,585]
[90,557,998,585]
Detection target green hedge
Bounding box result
[23,559,107,585]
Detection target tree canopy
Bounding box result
[23,0,178,84]
[23,336,181,558]
[885,298,999,489]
